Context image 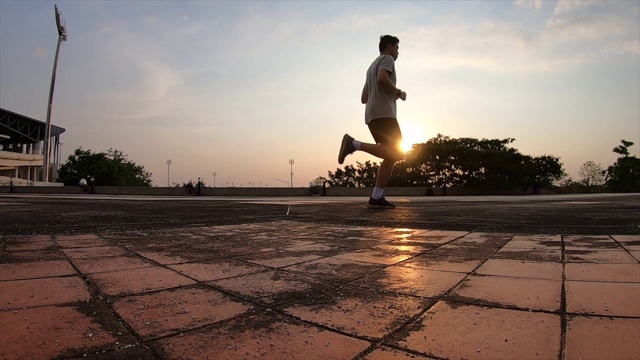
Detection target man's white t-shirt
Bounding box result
[364,54,397,124]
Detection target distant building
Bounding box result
[0,107,66,185]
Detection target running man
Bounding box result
[338,35,407,209]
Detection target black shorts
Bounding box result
[368,117,402,146]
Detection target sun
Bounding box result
[400,121,426,153]
[401,138,414,153]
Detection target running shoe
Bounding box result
[367,196,396,209]
[338,134,356,165]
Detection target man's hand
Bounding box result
[398,91,407,101]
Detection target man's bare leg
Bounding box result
[354,142,402,189]
[362,143,402,208]
[360,142,402,162]
[338,136,402,166]
[338,134,403,208]
[375,159,395,188]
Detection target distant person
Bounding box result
[338,34,407,209]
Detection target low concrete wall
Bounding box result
[427,186,550,196]
[324,187,432,196]
[0,178,64,187]
[201,187,311,196]
[0,186,314,196]
[0,185,551,196]
[1,185,82,194]
[324,186,548,196]
[0,185,175,195]
[92,186,189,196]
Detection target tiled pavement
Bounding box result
[1,221,639,360]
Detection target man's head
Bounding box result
[379,35,400,59]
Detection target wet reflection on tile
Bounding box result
[351,265,467,298]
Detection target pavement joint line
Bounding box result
[50,234,167,360]
[440,234,513,299]
[59,234,314,354]
[357,345,444,360]
[112,242,376,343]
[566,278,640,284]
[0,273,81,283]
[194,279,387,347]
[294,216,640,234]
[609,234,640,262]
[352,232,514,359]
[2,213,298,234]
[559,234,569,360]
[135,305,254,343]
[126,223,484,352]
[353,301,446,360]
[442,297,562,316]
[564,312,640,320]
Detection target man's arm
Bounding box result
[361,84,368,104]
[377,68,406,100]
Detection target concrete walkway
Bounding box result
[1,195,639,359]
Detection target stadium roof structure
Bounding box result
[0,107,66,146]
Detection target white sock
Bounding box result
[352,140,362,150]
[371,187,384,200]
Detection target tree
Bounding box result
[56,148,152,186]
[311,176,327,187]
[606,140,640,192]
[404,135,564,189]
[578,161,605,187]
[527,155,566,188]
[613,140,633,157]
[327,161,379,187]
[324,134,566,190]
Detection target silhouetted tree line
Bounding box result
[326,135,565,190]
[551,140,640,193]
[326,136,640,193]
[604,140,639,192]
[55,138,637,191]
[57,148,152,186]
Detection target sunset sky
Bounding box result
[1,0,638,187]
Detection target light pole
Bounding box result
[289,159,294,188]
[212,172,216,187]
[166,160,172,186]
[43,5,67,182]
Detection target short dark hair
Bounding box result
[379,35,399,53]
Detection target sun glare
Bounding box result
[400,121,426,153]
[401,139,413,153]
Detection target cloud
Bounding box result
[515,0,543,10]
[400,1,638,76]
[620,40,640,55]
[401,21,541,73]
[542,2,638,61]
[544,13,630,42]
[63,15,206,128]
[125,53,185,102]
[553,0,599,15]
